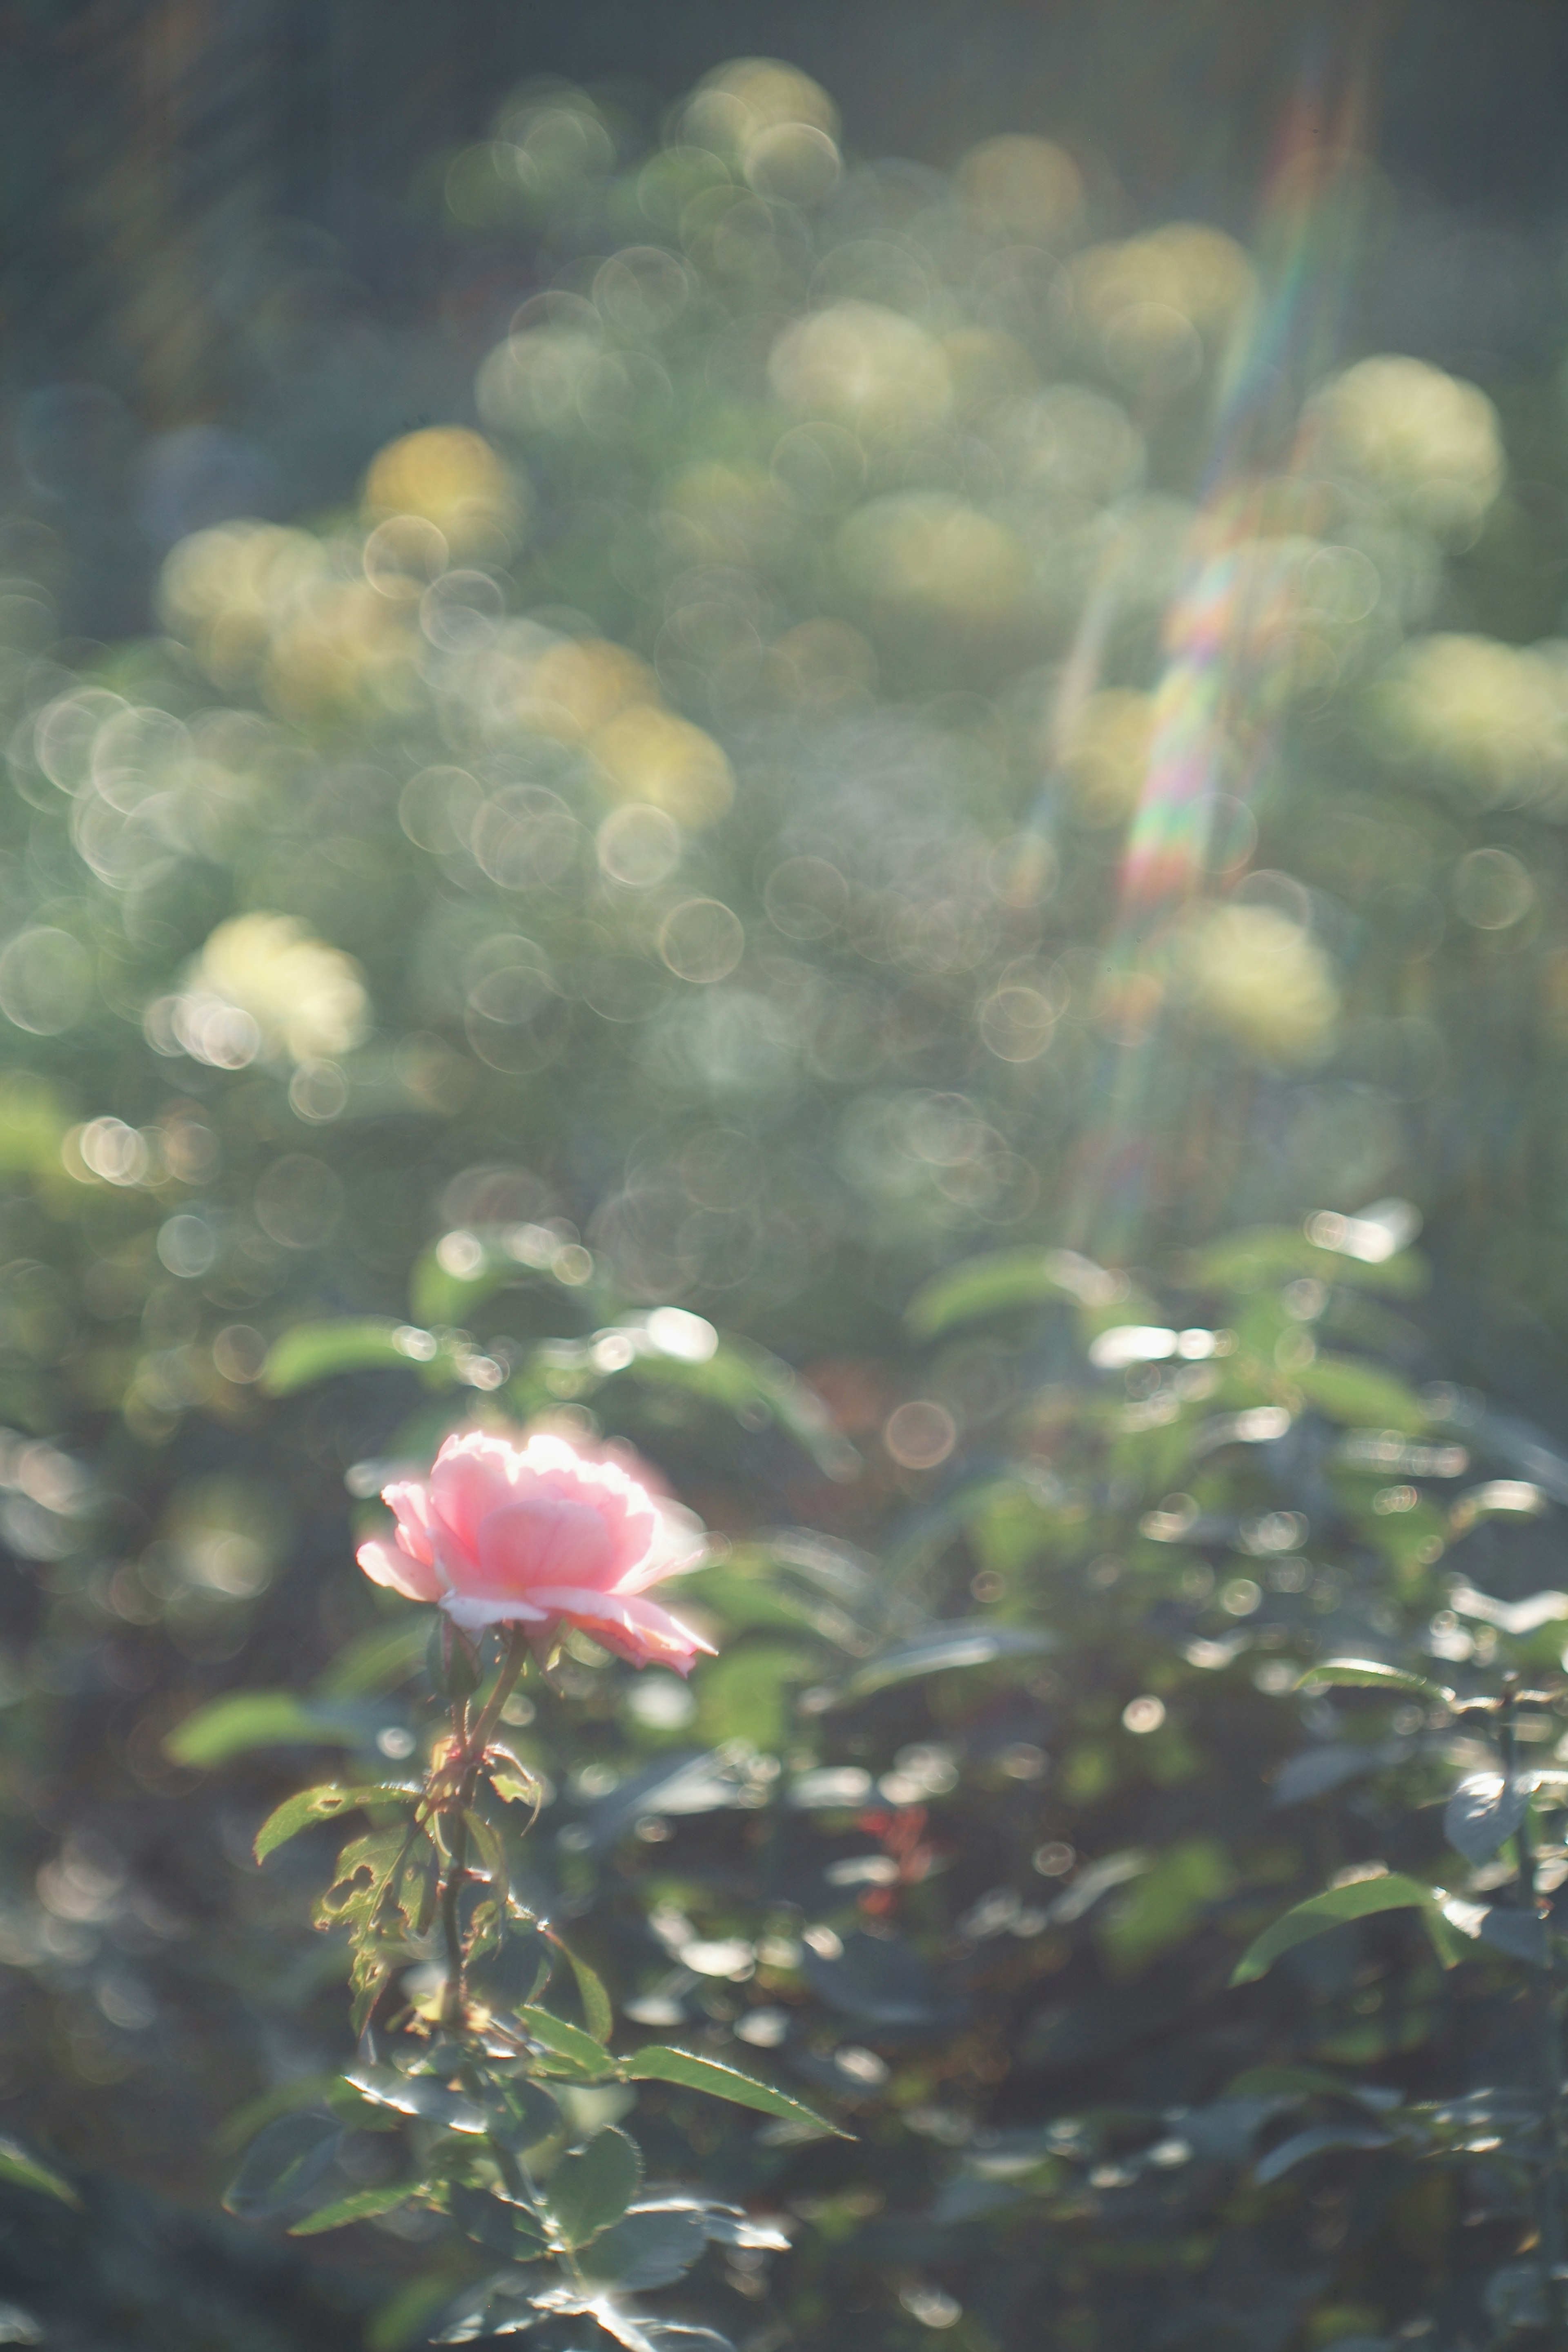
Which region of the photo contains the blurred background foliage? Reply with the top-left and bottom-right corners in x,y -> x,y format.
8,4 -> 1568,2348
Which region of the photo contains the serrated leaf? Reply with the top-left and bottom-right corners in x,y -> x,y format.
519,2006 -> 616,2079
541,2125 -> 641,2248
288,2181 -> 420,2235
831,1620 -> 1054,1703
165,1692 -> 401,1768
1295,1660 -> 1452,1702
549,1934 -> 613,2044
0,2137 -> 78,2207
577,2205 -> 708,2291
625,2046 -> 848,2135
1252,2123 -> 1395,2185
1230,1874 -> 1437,1986
223,2113 -> 343,2218
254,1781 -> 419,1863
1445,1773 -> 1530,1867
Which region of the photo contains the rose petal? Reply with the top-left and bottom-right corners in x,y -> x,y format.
427,1431 -> 521,1568
439,1591 -> 551,1631
613,1502 -> 708,1593
381,1479 -> 438,1569
523,1585 -> 717,1672
357,1536 -> 443,1604
471,1498 -> 617,1600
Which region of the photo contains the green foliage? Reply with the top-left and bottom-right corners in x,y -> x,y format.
624,2046 -> 848,2133
8,36 -> 1568,2352
1231,1873 -> 1441,1985
252,1780 -> 420,1862
164,1692 -> 402,1766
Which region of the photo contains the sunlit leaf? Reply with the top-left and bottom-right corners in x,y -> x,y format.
625,2046 -> 848,2135
548,1933 -> 614,2044
596,2323 -> 736,2352
1295,1660 -> 1452,1703
344,2067 -> 487,2133
1231,1873 -> 1438,1985
254,1781 -> 419,1863
577,2205 -> 708,2291
288,2182 -> 420,2235
518,2006 -> 617,2079
1445,1772 -> 1530,1867
313,1829 -> 409,1936
0,2138 -> 78,2208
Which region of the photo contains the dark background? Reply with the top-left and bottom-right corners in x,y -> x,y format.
9,0 -> 1568,416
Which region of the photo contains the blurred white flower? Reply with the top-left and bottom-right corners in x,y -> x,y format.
1305,355 -> 1504,540
168,914 -> 370,1069
1175,903 -> 1339,1065
1369,632 -> 1568,805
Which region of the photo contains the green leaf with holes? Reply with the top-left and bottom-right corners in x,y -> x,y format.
254,1782 -> 420,1864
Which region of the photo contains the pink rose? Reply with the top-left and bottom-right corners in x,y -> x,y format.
356,1426 -> 714,1674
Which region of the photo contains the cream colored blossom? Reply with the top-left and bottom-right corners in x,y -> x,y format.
1176,903 -> 1339,1065
177,914 -> 370,1067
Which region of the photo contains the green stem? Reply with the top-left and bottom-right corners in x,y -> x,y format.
436,1630 -> 531,2033
1506,1679 -> 1568,2345
439,1799 -> 471,2031
466,1624 -> 532,1766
